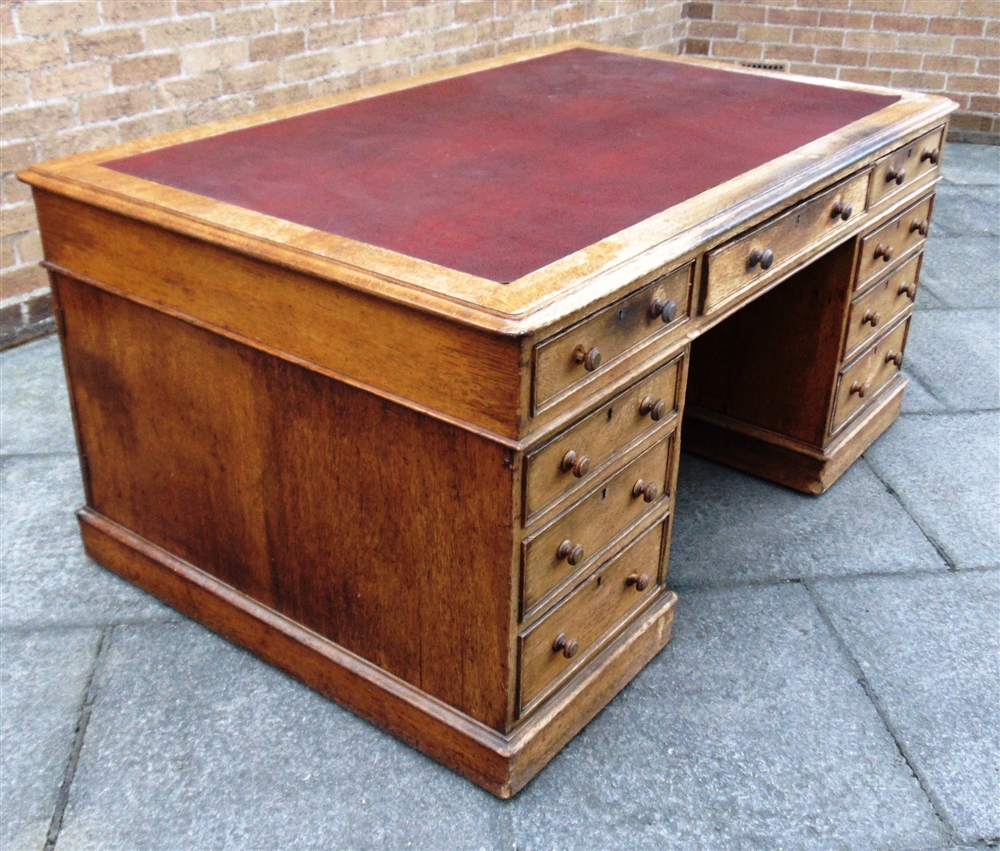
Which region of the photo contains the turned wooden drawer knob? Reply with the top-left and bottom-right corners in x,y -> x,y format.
649,298 -> 678,323
572,344 -> 602,372
552,633 -> 579,659
632,479 -> 659,503
850,380 -> 871,398
898,282 -> 917,300
626,572 -> 651,592
560,450 -> 590,478
831,200 -> 853,221
862,309 -> 881,327
921,148 -> 940,164
874,243 -> 894,262
885,349 -> 904,367
748,247 -> 775,271
910,218 -> 929,236
639,395 -> 668,421
886,166 -> 906,185
556,539 -> 585,566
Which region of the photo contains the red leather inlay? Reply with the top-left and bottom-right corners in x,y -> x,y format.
105,49 -> 897,283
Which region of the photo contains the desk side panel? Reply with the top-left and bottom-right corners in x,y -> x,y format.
34,190 -> 523,440
54,273 -> 515,731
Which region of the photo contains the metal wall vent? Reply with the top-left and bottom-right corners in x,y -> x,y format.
736,59 -> 791,72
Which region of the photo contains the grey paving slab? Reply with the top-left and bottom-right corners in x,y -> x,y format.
911,281 -> 948,311
865,412 -> 1000,569
919,236 -> 1000,309
0,334 -> 76,456
903,309 -> 1000,412
1,628 -> 102,851
940,142 -> 1000,186
930,184 -> 1000,238
668,453 -> 944,587
812,571 -> 1000,844
510,584 -> 948,851
1,454 -> 177,628
900,369 -> 946,414
56,620 -> 512,851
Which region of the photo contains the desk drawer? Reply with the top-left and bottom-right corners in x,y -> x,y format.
704,171 -> 869,314
844,254 -> 921,359
533,263 -> 692,412
870,126 -> 945,207
832,316 -> 910,433
521,433 -> 674,615
524,354 -> 683,520
856,195 -> 932,290
518,519 -> 664,714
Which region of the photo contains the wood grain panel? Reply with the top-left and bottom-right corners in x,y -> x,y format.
55,273 -> 516,731
37,191 -> 524,440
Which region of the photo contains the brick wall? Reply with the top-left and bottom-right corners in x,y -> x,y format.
1,0 -> 998,349
681,0 -> 999,143
0,0 -> 689,347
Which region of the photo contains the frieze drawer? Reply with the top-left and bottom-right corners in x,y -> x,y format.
533,263 -> 692,413
703,170 -> 870,315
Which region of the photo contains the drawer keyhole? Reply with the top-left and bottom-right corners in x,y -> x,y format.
607,407 -> 614,421
618,308 -> 626,321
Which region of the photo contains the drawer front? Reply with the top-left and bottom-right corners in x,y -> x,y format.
518,519 -> 664,714
856,195 -> 933,290
533,263 -> 692,412
870,126 -> 945,207
844,254 -> 921,359
524,354 -> 683,520
832,317 -> 910,433
522,432 -> 674,615
704,171 -> 869,314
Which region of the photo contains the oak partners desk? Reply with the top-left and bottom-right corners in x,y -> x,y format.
20,43 -> 955,798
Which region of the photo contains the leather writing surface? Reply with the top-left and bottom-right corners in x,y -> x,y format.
106,48 -> 897,283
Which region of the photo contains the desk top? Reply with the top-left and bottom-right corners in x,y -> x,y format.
21,43 -> 952,331
104,48 -> 896,284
